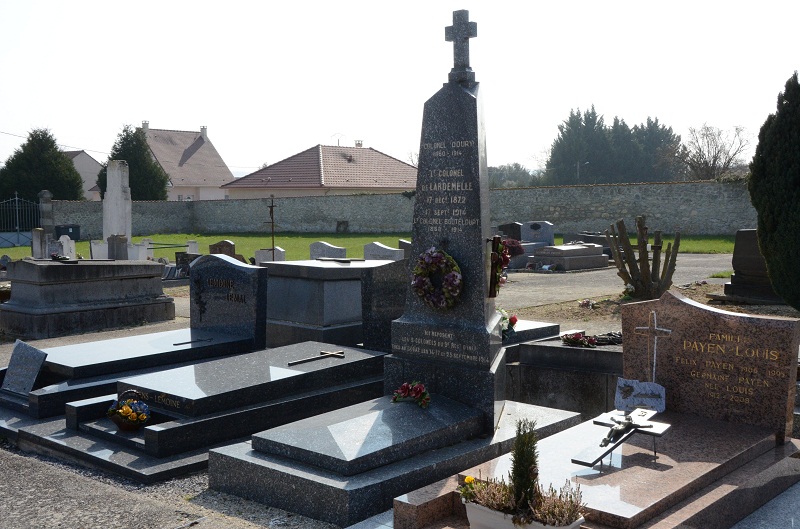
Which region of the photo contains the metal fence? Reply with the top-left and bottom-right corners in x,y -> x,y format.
0,193 -> 40,247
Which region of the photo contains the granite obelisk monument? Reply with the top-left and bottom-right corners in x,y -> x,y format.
389,9 -> 504,430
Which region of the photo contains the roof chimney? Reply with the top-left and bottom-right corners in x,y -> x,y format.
200,126 -> 207,140
355,140 -> 363,148
142,121 -> 149,133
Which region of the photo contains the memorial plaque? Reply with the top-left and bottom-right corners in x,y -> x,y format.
621,290 -> 800,442
1,340 -> 47,396
190,254 -> 268,349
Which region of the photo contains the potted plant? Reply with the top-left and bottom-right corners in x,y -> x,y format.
459,419 -> 585,528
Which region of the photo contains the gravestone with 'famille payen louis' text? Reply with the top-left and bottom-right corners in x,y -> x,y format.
389,9 -> 503,431
621,290 -> 800,443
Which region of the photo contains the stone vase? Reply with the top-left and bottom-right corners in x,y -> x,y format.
464,501 -> 585,529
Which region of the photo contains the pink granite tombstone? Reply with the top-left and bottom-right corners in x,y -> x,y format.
621,291 -> 800,443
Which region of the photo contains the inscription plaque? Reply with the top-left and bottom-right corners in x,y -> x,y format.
1,340 -> 48,396
621,291 -> 800,442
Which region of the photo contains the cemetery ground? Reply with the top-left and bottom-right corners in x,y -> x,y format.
2,252 -> 798,528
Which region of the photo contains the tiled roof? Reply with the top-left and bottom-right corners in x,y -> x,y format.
62,150 -> 81,160
222,145 -> 416,189
144,128 -> 235,188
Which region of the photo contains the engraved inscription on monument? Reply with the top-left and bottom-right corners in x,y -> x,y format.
621,291 -> 800,441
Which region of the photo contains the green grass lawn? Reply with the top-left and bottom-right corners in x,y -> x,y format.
1,232 -> 735,261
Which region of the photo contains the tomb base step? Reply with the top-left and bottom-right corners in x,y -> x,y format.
73,376 -> 384,458
208,401 -> 580,528
14,415 -> 215,483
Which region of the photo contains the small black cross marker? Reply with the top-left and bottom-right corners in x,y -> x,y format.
287,350 -> 345,366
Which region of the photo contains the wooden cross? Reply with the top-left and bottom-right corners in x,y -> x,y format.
287,350 -> 345,367
445,10 -> 477,84
634,310 -> 672,383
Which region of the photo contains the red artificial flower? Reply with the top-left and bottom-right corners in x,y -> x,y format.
509,315 -> 518,327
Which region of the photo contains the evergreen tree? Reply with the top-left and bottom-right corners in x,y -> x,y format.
544,106 -> 610,185
545,108 -> 685,185
748,72 -> 800,310
0,129 -> 84,201
632,118 -> 685,182
97,125 -> 169,200
607,117 -> 643,183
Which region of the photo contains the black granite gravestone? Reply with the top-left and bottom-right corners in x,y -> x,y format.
361,259 -> 408,352
389,8 -> 503,430
498,222 -> 523,242
0,340 -> 47,396
723,229 -> 782,302
190,254 -> 268,350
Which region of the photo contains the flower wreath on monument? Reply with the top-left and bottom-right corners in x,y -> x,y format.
411,246 -> 463,309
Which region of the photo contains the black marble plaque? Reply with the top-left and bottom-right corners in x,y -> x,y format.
1,340 -> 47,396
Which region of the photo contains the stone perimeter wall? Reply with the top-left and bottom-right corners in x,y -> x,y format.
50,180 -> 755,239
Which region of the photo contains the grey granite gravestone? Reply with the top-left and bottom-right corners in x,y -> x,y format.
497,222 -> 522,241
532,243 -> 608,271
388,9 -> 504,431
190,254 -> 268,350
398,239 -> 412,259
363,242 -> 405,261
254,247 -> 286,265
107,234 -> 128,260
723,229 -> 782,302
0,340 -> 47,396
309,241 -> 346,260
31,228 -> 47,259
361,259 -> 408,352
520,220 -> 555,245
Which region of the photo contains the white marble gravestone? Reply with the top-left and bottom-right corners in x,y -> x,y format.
103,160 -> 132,241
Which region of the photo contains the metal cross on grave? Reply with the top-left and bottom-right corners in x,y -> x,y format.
287,350 -> 345,367
634,310 -> 672,383
445,10 -> 477,85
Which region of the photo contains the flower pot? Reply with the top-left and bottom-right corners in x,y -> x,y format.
464,501 -> 584,529
109,413 -> 144,432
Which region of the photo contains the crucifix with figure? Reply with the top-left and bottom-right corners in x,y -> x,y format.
445,10 -> 477,85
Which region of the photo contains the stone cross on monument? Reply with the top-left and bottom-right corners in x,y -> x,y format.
634,310 -> 672,383
445,9 -> 477,85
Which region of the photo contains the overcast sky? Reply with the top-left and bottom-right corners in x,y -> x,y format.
1,1 -> 798,177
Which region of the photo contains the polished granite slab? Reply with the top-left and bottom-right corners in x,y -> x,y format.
252,394 -> 484,475
42,328 -> 252,378
463,411 -> 778,528
209,401 -> 581,527
75,376 -> 383,458
119,341 -> 385,416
